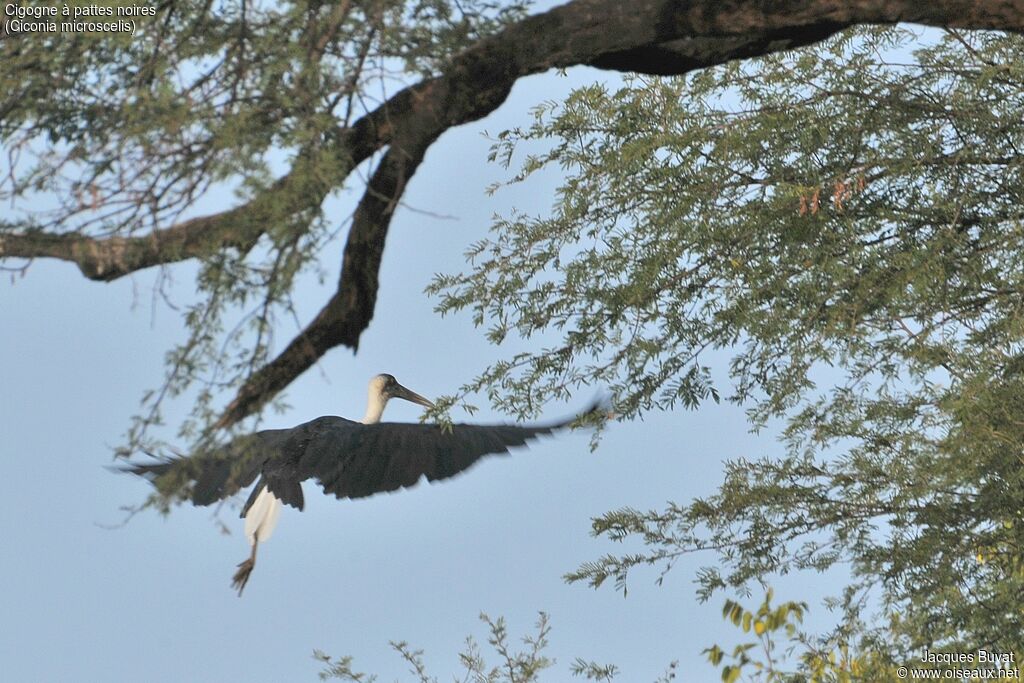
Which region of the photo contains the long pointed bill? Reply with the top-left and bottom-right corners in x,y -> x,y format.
392,383 -> 435,409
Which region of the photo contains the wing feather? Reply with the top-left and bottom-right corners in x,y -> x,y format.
122,432 -> 279,506
306,416 -> 578,500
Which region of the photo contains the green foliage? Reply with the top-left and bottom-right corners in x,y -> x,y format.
704,592 -> 898,682
310,593 -> 898,683
431,26 -> 1024,656
569,659 -> 619,682
315,613 -> 553,683
313,611 -> 683,682
313,651 -> 378,683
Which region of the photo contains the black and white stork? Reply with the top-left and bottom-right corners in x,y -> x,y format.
124,374 -> 596,595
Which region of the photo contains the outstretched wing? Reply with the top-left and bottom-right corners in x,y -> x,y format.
122,429 -> 292,507
124,404 -> 600,508
274,413 -> 588,500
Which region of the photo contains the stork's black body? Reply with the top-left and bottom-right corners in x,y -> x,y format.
124,374 -> 597,595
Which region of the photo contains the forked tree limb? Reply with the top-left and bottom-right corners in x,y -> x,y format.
216,102 -> 451,427
0,207 -> 270,283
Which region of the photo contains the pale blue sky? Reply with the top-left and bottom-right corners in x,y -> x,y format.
1,63 -> 845,681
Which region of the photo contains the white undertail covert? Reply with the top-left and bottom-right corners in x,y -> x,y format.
244,486 -> 282,545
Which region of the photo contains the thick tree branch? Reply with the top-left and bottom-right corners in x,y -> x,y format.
217,123 -> 443,426
0,151 -> 341,281
219,62 -> 519,426
1,204 -> 269,282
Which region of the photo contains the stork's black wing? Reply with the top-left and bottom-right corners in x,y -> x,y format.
273,412 -> 588,500
122,429 -> 293,507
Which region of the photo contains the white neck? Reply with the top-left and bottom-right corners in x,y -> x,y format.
361,391 -> 387,424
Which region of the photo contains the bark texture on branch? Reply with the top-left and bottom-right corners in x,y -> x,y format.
5,0 -> 1024,428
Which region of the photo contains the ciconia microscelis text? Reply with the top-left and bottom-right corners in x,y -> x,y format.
124,374 -> 597,595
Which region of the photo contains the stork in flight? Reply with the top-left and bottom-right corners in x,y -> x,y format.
124,374 -> 597,595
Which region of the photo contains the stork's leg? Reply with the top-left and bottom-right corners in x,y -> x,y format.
231,532 -> 259,596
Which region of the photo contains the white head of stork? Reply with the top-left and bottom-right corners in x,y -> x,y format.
360,373 -> 434,424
